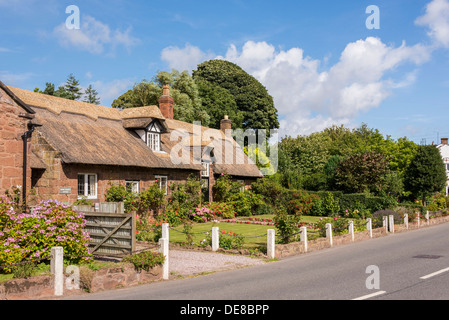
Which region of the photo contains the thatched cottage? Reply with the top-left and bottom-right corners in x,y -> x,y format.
0,80 -> 263,207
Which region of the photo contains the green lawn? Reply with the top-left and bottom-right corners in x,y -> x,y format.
157,215 -> 328,249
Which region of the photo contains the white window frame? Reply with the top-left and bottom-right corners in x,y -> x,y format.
201,161 -> 210,178
147,121 -> 162,152
77,173 -> 97,199
126,180 -> 140,194
147,132 -> 161,152
155,175 -> 168,195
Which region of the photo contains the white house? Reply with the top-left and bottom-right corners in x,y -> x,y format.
437,138 -> 449,196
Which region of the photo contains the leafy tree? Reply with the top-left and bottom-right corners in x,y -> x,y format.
193,59 -> 279,133
334,151 -> 389,194
403,145 -> 447,205
83,84 -> 101,105
196,79 -> 244,129
112,70 -> 211,126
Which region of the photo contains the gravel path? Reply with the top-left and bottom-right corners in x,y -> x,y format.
167,250 -> 267,277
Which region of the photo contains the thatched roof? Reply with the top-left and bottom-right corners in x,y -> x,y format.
6,86 -> 262,177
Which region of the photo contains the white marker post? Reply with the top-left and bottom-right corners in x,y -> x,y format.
366,218 -> 373,238
51,247 -> 64,296
326,223 -> 333,247
267,229 -> 275,259
212,227 -> 219,252
300,227 -> 308,253
349,221 -> 354,242
159,238 -> 169,280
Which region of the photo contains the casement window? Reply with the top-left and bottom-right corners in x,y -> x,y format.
78,174 -> 97,199
155,175 -> 168,195
147,121 -> 162,152
201,161 -> 210,178
126,180 -> 140,194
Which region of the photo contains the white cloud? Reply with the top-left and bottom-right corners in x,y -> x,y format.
416,0 -> 449,48
161,43 -> 214,72
53,15 -> 140,55
91,78 -> 136,106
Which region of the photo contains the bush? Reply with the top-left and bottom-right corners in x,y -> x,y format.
213,175 -> 242,202
286,190 -> 318,216
372,209 -> 402,228
0,198 -> 92,273
200,230 -> 244,250
122,250 -> 165,272
273,207 -> 301,244
230,191 -> 265,217
314,216 -> 349,237
310,192 -> 340,217
251,177 -> 290,208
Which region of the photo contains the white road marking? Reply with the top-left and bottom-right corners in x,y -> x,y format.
352,291 -> 387,300
420,267 -> 449,280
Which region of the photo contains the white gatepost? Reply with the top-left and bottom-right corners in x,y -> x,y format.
300,227 -> 308,253
404,214 -> 409,229
383,216 -> 388,232
389,215 -> 395,233
349,221 -> 354,242
426,211 -> 430,225
366,218 -> 373,238
162,223 -> 169,242
51,247 -> 64,296
267,229 -> 275,259
326,223 -> 333,247
212,227 -> 219,252
159,238 -> 169,280
417,212 -> 420,228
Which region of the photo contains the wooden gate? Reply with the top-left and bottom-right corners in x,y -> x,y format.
82,212 -> 136,257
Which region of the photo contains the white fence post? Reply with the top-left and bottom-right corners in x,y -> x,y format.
383,216 -> 388,232
404,214 -> 409,229
212,227 -> 219,252
426,211 -> 430,225
367,218 -> 373,238
417,212 -> 420,228
159,238 -> 169,280
51,247 -> 64,296
349,221 -> 354,242
389,215 -> 395,233
162,223 -> 169,242
300,227 -> 308,253
326,223 -> 333,247
267,229 -> 275,259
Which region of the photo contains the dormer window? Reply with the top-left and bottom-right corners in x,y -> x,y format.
147,121 -> 162,152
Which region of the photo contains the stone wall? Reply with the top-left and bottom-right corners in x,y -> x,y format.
0,87 -> 32,195
273,217 -> 449,259
0,263 -> 162,299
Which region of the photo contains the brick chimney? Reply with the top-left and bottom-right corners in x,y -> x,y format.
442,138 -> 448,145
158,85 -> 174,119
220,115 -> 232,136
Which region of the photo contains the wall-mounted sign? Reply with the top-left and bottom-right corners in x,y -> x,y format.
59,188 -> 72,194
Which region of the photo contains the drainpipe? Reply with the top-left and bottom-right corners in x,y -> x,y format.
21,121 -> 41,210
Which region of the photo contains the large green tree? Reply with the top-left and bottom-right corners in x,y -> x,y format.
403,145 -> 447,205
112,70 -> 210,126
192,59 -> 279,133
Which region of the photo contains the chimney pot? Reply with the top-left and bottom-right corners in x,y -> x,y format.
220,115 -> 232,136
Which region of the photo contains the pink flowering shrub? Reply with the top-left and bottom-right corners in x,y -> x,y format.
0,197 -> 92,273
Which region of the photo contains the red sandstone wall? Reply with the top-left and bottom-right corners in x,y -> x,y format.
0,87 -> 31,196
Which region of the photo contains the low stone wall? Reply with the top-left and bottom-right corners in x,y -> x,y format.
0,263 -> 162,299
274,215 -> 449,259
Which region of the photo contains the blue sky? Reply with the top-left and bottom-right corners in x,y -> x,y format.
1,0 -> 449,144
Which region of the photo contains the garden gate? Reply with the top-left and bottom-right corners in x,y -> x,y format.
81,211 -> 136,257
